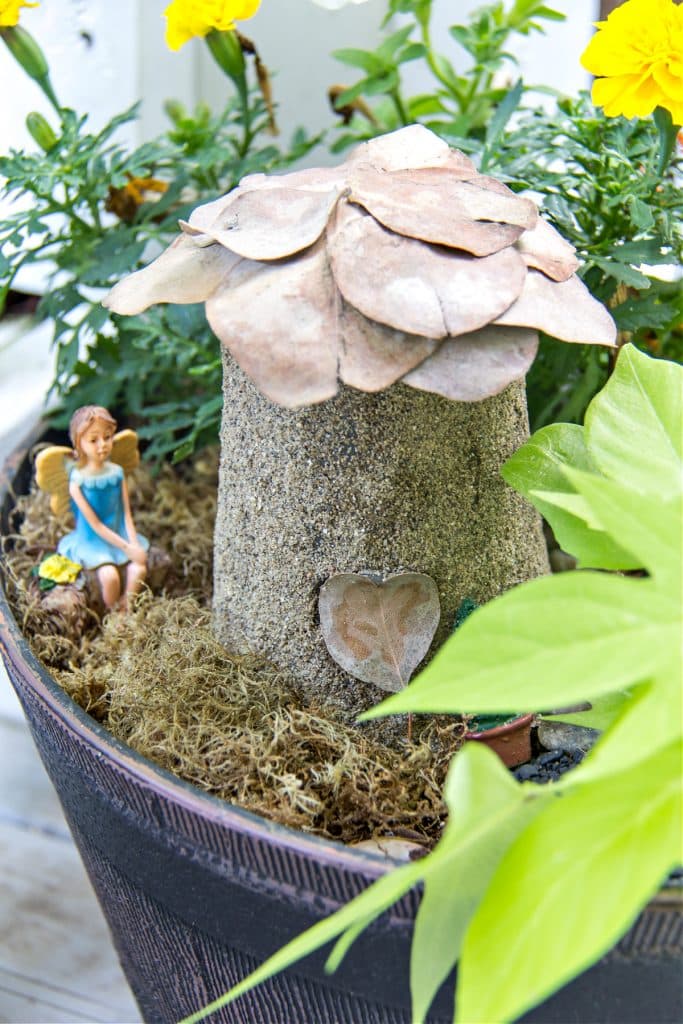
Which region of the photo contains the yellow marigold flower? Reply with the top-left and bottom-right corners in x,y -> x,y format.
38,553 -> 82,585
164,0 -> 261,51
0,0 -> 39,28
581,0 -> 683,124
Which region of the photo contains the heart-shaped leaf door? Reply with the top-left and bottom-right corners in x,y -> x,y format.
319,572 -> 441,692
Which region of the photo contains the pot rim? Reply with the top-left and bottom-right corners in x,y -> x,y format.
465,711 -> 535,741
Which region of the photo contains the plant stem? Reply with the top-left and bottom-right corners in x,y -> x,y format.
653,107 -> 679,179
390,89 -> 409,127
419,13 -> 465,107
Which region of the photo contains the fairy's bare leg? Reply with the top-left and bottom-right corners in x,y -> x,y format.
97,564 -> 121,610
121,559 -> 147,611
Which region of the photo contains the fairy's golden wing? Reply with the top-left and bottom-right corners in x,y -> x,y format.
111,429 -> 140,475
34,446 -> 74,517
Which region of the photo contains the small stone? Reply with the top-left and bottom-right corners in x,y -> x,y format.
514,763 -> 539,782
538,720 -> 600,753
537,749 -> 563,766
351,838 -> 427,862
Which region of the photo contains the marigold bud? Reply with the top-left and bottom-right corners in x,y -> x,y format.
26,110 -> 56,151
205,28 -> 246,91
1,24 -> 59,109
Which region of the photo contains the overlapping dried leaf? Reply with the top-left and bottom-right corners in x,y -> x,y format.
104,125 -> 616,409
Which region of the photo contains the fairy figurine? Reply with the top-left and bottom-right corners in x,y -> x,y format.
35,405 -> 148,611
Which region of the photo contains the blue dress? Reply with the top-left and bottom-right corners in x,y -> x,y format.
58,463 -> 149,569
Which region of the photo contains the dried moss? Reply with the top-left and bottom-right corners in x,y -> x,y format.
3,449 -> 464,845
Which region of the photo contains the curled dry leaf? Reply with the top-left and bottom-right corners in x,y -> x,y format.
103,124 -> 617,408
345,123 -> 454,172
348,164 -> 534,257
194,186 -> 346,261
103,235 -> 239,316
495,270 -> 617,345
206,240 -> 339,407
339,302 -> 438,392
328,203 -> 528,339
403,326 -> 539,402
515,217 -> 580,282
318,572 -> 441,693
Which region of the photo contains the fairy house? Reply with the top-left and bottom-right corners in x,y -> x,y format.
105,125 -> 615,718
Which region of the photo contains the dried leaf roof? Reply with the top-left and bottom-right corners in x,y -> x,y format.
104,125 -> 616,409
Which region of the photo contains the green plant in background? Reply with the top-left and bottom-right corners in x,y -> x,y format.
328,0 -> 564,151
185,344 -> 681,1023
328,0 -> 682,430
0,0 -> 314,462
486,94 -> 683,429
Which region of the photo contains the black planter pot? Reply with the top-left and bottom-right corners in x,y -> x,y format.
1,427 -> 682,1024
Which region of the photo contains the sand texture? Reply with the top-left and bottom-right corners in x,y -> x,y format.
214,351 -> 549,721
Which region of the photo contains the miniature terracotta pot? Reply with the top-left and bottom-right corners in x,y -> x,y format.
1,428 -> 681,1024
465,713 -> 535,768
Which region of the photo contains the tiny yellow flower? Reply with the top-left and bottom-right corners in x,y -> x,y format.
580,0 -> 683,124
39,553 -> 82,585
0,0 -> 39,28
164,0 -> 261,51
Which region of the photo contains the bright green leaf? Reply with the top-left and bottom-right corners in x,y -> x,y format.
376,24 -> 415,63
561,469 -> 682,594
613,239 -> 674,265
502,422 -> 640,569
397,42 -> 428,64
361,573 -> 677,720
612,293 -> 678,332
411,744 -> 549,1022
332,48 -> 384,74
590,256 -> 652,290
481,79 -> 523,170
627,196 -> 655,231
456,741 -> 682,1023
533,5 -> 566,20
585,344 -> 682,497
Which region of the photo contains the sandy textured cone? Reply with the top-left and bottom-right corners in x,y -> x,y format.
214,352 -> 549,720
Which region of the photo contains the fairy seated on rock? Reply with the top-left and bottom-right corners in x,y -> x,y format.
36,405 -> 148,611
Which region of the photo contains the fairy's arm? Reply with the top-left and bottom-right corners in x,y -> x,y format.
120,478 -> 147,564
121,476 -> 138,543
69,480 -> 144,563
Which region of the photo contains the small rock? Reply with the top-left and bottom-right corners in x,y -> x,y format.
513,747 -> 584,785
514,763 -> 538,782
352,837 -> 427,862
538,720 -> 600,753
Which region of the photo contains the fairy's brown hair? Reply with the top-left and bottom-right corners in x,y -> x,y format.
69,405 -> 117,463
